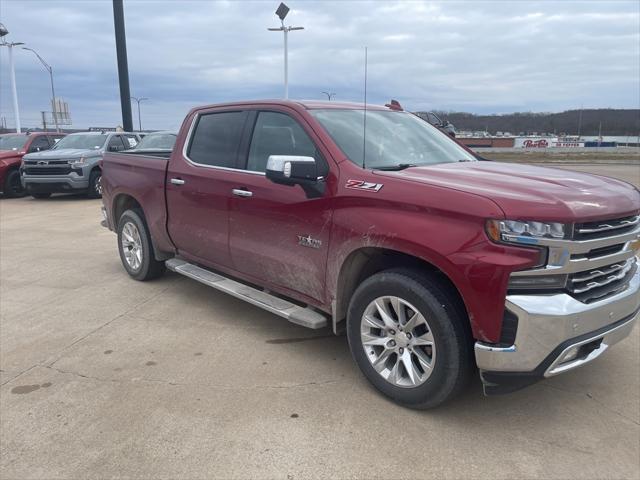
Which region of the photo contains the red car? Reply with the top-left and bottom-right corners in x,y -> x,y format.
0,132 -> 65,197
101,100 -> 640,408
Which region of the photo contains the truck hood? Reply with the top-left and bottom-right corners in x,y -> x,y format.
0,150 -> 23,160
375,161 -> 640,222
23,148 -> 102,160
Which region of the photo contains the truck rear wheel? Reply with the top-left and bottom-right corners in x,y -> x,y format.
3,170 -> 25,198
117,209 -> 165,281
346,269 -> 473,409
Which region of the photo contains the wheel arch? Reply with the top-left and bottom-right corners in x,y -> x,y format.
112,193 -> 172,261
332,247 -> 470,335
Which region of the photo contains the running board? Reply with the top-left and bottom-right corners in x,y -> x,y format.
165,258 -> 328,329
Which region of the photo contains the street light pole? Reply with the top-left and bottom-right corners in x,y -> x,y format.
0,24 -> 24,133
268,3 -> 303,99
130,96 -> 148,131
22,47 -> 59,132
321,91 -> 336,100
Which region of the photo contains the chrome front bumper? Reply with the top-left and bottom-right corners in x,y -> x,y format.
475,268 -> 639,379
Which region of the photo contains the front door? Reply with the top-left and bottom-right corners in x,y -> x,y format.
227,109 -> 334,303
166,109 -> 249,268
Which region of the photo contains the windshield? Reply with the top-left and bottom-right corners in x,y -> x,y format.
54,134 -> 107,150
135,133 -> 176,150
0,135 -> 28,151
310,109 -> 475,168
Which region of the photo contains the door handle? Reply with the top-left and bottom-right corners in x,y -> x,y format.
232,188 -> 253,198
170,178 -> 185,185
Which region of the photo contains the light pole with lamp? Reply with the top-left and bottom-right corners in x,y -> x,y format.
0,23 -> 24,133
321,91 -> 336,100
130,96 -> 148,132
268,3 -> 304,99
22,47 -> 60,132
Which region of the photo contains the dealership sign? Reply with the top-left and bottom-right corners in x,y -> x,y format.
515,137 -> 585,148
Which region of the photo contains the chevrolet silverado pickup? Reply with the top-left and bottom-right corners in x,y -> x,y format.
0,132 -> 65,197
101,100 -> 640,408
22,131 -> 140,198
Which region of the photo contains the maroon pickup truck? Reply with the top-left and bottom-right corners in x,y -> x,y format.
102,100 -> 640,408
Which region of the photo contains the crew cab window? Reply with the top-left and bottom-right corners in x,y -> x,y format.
48,135 -> 65,146
123,134 -> 139,148
247,111 -> 319,173
28,136 -> 51,153
108,136 -> 127,151
187,111 -> 246,168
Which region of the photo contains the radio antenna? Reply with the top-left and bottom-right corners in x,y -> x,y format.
362,46 -> 368,170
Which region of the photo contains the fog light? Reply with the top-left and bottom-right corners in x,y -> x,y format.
561,346 -> 580,363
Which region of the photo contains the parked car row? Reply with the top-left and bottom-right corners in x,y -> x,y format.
0,132 -> 65,197
0,131 -> 176,199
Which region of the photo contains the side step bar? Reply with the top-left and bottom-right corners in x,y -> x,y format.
166,258 -> 329,329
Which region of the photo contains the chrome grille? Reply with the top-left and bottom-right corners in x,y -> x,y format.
23,159 -> 71,166
569,259 -> 637,304
574,215 -> 640,240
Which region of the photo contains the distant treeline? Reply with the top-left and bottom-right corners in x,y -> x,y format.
423,109 -> 640,136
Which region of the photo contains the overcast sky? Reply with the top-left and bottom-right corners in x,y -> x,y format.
1,0 -> 639,130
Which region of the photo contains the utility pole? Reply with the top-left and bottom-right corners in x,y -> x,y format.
23,47 -> 59,132
268,3 -> 304,99
577,105 -> 583,138
0,23 -> 24,133
112,0 -> 133,132
41,111 -> 47,131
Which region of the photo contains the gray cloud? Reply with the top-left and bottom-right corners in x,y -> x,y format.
1,0 -> 638,129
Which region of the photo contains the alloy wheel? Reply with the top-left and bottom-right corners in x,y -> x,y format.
95,175 -> 103,195
121,221 -> 143,270
360,296 -> 436,388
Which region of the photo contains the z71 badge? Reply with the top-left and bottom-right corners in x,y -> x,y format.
345,179 -> 383,192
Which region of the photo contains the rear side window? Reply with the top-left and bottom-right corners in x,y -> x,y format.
247,111 -> 319,173
188,111 -> 247,168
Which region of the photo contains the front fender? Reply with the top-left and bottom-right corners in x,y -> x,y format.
326,205 -> 540,343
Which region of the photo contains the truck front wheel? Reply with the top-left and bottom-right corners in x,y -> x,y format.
3,170 -> 25,198
87,170 -> 102,199
117,209 -> 166,281
346,269 -> 473,409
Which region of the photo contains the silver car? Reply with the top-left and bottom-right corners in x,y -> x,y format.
21,131 -> 140,199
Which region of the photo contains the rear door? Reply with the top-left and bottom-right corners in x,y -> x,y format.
166,109 -> 249,268
227,109 -> 333,303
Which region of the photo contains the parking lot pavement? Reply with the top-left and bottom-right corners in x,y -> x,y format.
1,164 -> 639,479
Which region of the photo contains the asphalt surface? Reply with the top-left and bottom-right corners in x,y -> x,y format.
1,164 -> 639,479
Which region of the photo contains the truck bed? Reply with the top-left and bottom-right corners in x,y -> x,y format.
102,151 -> 173,254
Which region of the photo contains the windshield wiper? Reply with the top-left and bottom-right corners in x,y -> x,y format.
372,163 -> 418,171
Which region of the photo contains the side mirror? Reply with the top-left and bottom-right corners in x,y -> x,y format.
266,155 -> 325,198
28,146 -> 41,153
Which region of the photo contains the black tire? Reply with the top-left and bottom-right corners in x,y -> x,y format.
3,169 -> 25,198
117,209 -> 166,281
346,268 -> 473,409
87,169 -> 102,199
31,192 -> 51,199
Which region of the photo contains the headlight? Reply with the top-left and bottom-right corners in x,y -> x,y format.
68,157 -> 85,167
486,219 -> 567,244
